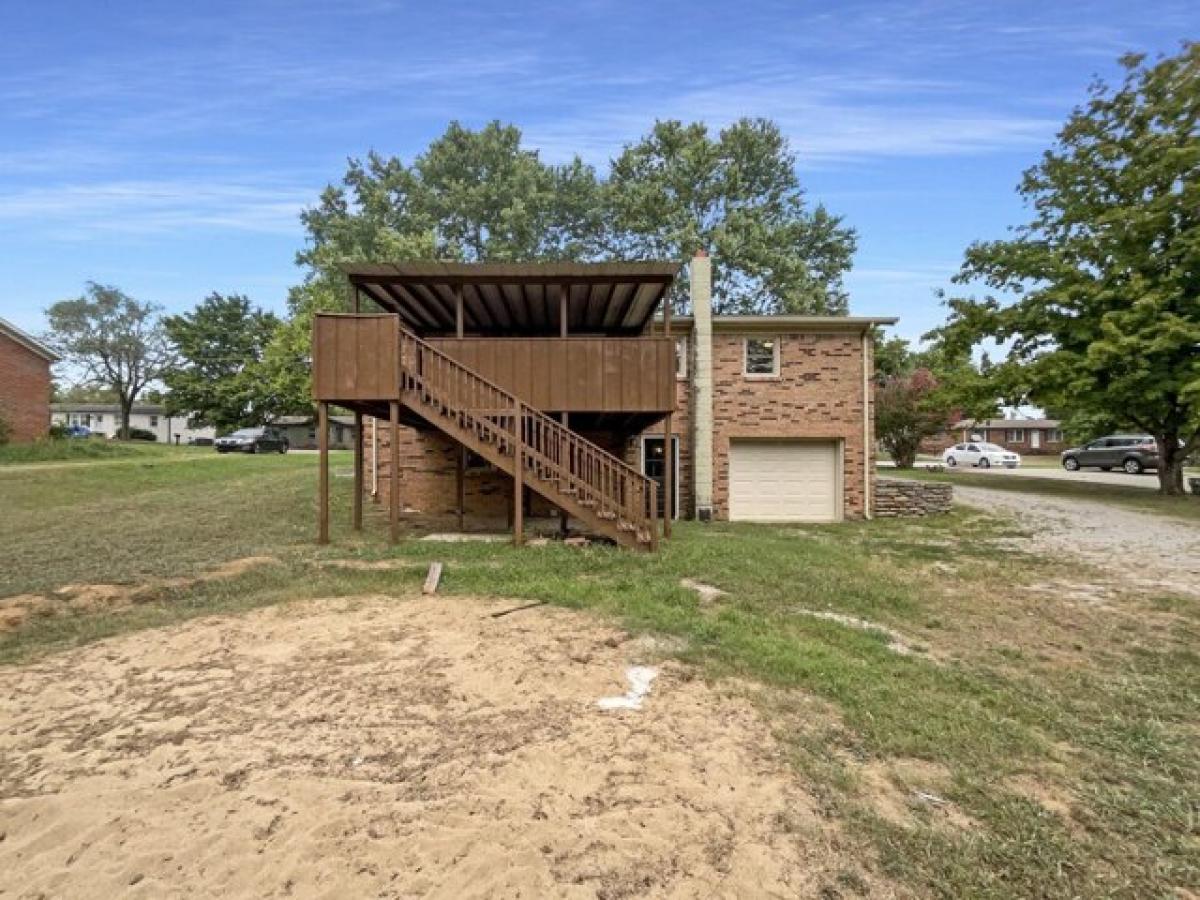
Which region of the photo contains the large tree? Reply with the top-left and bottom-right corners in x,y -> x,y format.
934,45 -> 1200,493
163,293 -> 281,431
606,119 -> 856,314
46,284 -> 174,440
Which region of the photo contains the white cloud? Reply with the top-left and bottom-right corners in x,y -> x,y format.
0,180 -> 313,238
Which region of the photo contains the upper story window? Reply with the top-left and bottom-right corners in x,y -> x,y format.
149,415 -> 159,427
1006,428 -> 1025,442
743,338 -> 779,377
675,337 -> 687,379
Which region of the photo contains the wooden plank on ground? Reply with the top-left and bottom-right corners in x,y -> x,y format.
422,562 -> 444,595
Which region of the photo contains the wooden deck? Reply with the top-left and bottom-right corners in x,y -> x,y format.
313,314 -> 675,414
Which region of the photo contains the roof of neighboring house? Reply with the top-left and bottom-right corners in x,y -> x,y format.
0,317 -> 61,362
668,314 -> 898,332
273,414 -> 357,427
52,402 -> 167,414
954,418 -> 1061,430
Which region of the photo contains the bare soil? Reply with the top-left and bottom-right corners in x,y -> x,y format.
0,594 -> 889,899
953,484 -> 1200,598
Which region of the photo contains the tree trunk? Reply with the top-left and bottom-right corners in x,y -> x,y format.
119,399 -> 133,441
1155,433 -> 1185,495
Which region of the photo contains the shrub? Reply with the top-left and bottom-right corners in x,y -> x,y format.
124,427 -> 158,442
0,411 -> 10,446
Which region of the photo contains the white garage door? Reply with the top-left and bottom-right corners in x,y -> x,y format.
728,440 -> 840,522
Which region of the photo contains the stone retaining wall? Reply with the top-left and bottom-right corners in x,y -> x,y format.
873,478 -> 953,518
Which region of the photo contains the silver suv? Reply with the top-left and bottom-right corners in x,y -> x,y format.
1061,435 -> 1158,474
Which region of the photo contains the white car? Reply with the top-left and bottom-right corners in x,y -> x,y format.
942,442 -> 1021,469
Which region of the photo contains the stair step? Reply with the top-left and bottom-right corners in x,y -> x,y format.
597,510 -> 617,521
617,521 -> 637,532
578,499 -> 597,508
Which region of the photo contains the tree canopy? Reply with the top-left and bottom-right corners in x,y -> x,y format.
932,44 -> 1200,493
606,119 -> 856,314
45,284 -> 174,440
163,293 -> 281,431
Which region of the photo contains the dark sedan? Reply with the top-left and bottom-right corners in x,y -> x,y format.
215,427 -> 289,454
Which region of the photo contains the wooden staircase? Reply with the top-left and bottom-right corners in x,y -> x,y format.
396,325 -> 660,550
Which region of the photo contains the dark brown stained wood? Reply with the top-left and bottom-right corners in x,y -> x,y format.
389,400 -> 400,544
380,283 -> 434,330
312,314 -> 400,401
512,398 -> 524,546
409,282 -> 454,330
353,410 -> 363,531
459,282 -> 494,330
585,284 -> 606,330
419,337 -> 674,414
317,401 -> 329,544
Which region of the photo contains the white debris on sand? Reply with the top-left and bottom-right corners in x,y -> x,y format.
597,665 -> 659,710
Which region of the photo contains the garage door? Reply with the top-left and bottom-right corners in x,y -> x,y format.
728,440 -> 840,522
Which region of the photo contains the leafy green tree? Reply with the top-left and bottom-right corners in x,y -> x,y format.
45,284 -> 174,440
606,119 -> 856,314
933,45 -> 1200,493
163,294 -> 281,431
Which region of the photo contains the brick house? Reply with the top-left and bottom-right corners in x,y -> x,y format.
951,418 -> 1066,456
310,255 -> 894,548
0,318 -> 59,443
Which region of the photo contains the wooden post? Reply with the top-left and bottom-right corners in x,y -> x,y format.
352,410 -> 363,531
512,400 -> 524,546
351,281 -> 360,314
559,412 -> 570,537
389,400 -> 400,544
456,445 -> 466,530
663,414 -> 673,538
317,401 -> 329,544
559,283 -> 568,338
663,288 -> 673,538
455,285 -> 464,338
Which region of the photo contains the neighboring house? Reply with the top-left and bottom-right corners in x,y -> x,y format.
50,403 -> 217,444
0,318 -> 59,443
309,255 -> 894,550
951,418 -> 1066,455
273,414 -> 357,450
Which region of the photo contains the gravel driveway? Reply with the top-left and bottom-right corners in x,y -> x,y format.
953,484 -> 1200,598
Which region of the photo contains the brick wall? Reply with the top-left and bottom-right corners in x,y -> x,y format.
706,331 -> 872,520
0,332 -> 53,443
364,327 -> 874,526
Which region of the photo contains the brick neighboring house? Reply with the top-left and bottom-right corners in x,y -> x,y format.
322,255 -> 893,540
0,318 -> 59,443
951,418 -> 1066,456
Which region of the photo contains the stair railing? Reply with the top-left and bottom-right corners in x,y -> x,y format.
397,325 -> 658,545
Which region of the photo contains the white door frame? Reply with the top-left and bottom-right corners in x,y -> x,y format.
1031,430 -> 1042,449
639,434 -> 680,520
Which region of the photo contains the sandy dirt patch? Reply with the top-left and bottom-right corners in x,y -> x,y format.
0,594 -> 884,899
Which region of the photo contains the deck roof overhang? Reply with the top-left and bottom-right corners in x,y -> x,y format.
341,261 -> 682,337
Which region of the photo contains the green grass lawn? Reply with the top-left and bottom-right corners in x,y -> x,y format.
1,452 -> 1197,897
0,438 -> 209,466
891,464 -> 1200,522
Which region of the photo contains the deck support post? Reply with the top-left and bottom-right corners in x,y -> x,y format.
456,445 -> 466,530
455,285 -> 464,339
663,283 -> 673,538
352,410 -> 363,531
513,400 -> 524,546
389,400 -> 400,544
559,412 -> 570,537
317,401 -> 329,544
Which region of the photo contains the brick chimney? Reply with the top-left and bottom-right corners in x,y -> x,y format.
690,251 -> 714,520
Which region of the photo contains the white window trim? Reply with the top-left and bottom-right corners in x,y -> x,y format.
743,337 -> 780,379
1006,428 -> 1025,442
675,336 -> 688,380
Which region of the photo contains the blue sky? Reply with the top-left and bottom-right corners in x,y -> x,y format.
1,0 -> 1194,343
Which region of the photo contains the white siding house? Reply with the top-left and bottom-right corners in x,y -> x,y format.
51,403 -> 216,444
